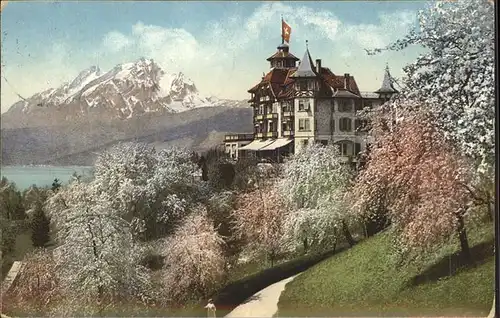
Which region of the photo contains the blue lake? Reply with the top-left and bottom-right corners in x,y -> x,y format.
0,166 -> 93,190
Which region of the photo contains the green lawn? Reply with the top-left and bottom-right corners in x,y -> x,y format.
277,222 -> 495,317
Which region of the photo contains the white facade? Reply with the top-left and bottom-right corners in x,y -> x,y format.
294,97 -> 315,153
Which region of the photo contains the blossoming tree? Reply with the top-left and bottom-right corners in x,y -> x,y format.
231,184 -> 287,266
278,143 -> 356,252
368,0 -> 495,173
92,143 -> 199,240
161,206 -> 226,302
352,110 -> 484,262
46,179 -> 153,315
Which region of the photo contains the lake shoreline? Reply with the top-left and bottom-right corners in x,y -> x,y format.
1,166 -> 93,190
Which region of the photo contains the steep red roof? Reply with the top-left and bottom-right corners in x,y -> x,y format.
248,65 -> 360,97
248,68 -> 290,94
319,67 -> 360,95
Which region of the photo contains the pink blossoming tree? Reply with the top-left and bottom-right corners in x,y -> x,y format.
352,109 -> 486,262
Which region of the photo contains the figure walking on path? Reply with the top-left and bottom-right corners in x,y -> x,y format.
205,298 -> 216,317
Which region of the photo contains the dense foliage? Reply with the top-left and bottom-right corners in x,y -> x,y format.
368,0 -> 495,173
278,144 -> 356,252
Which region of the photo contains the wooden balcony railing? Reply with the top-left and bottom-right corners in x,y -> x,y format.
224,133 -> 255,142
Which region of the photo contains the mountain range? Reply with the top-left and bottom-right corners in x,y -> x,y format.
1,58 -> 253,165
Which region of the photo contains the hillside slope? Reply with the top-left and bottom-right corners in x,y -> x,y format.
277,223 -> 495,317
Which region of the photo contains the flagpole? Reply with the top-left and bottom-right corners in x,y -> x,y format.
281,14 -> 284,44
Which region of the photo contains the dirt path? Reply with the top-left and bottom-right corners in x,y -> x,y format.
224,274 -> 300,318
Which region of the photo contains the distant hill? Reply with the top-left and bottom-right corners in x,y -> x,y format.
1,106 -> 253,166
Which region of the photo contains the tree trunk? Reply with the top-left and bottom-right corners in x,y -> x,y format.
97,285 -> 104,317
303,238 -> 309,254
488,202 -> 494,222
269,251 -> 275,267
342,220 -> 355,247
456,213 -> 472,263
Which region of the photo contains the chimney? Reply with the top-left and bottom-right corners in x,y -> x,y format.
316,59 -> 321,73
344,73 -> 350,90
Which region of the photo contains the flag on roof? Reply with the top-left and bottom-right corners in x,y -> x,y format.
282,19 -> 291,43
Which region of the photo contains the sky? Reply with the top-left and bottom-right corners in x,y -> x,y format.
0,1 -> 429,113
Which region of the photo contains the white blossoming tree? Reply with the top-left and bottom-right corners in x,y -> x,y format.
92,143 -> 199,240
45,179 -> 154,316
368,0 -> 495,173
278,143 -> 356,253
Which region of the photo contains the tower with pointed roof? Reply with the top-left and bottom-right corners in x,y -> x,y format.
375,64 -> 398,101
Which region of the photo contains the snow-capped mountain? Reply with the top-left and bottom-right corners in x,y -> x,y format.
6,58 -> 241,121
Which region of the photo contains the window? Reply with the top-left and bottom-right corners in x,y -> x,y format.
276,61 -> 283,68
299,118 -> 311,131
307,80 -> 315,90
299,81 -> 307,91
298,99 -> 310,111
302,139 -> 309,146
282,102 -> 288,112
354,143 -> 361,156
336,141 -> 353,156
259,105 -> 264,115
331,100 -> 335,111
338,100 -> 353,112
355,100 -> 363,112
339,118 -> 352,132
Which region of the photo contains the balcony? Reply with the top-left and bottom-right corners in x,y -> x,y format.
283,130 -> 295,137
265,113 -> 278,119
283,111 -> 294,117
254,113 -> 278,121
255,131 -> 278,139
224,133 -> 255,142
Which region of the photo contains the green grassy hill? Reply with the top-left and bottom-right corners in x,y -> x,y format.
277,222 -> 495,317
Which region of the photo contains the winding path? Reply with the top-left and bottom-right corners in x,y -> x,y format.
224,274 -> 300,318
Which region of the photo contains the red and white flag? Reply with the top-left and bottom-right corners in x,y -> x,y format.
282,19 -> 291,43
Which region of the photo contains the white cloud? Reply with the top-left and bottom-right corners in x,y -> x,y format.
102,31 -> 133,53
